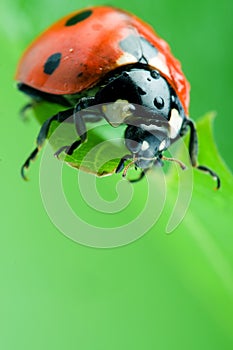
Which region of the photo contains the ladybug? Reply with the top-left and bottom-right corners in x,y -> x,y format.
16,6 -> 220,188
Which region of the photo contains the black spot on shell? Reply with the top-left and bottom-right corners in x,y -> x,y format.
77,72 -> 83,78
43,53 -> 62,75
65,10 -> 92,26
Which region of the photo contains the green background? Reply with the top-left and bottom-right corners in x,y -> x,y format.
1,0 -> 233,349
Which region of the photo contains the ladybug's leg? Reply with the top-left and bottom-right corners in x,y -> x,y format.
128,170 -> 147,183
186,119 -> 221,189
20,102 -> 35,121
21,97 -> 98,179
54,97 -> 97,157
115,154 -> 147,183
115,154 -> 133,173
21,107 -> 74,179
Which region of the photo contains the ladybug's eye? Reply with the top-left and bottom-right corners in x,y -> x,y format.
154,96 -> 164,109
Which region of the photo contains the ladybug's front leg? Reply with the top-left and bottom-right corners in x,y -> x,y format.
115,154 -> 147,182
21,97 -> 96,179
115,154 -> 133,173
185,119 -> 221,189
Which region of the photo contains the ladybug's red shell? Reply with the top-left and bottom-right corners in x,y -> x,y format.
16,6 -> 190,115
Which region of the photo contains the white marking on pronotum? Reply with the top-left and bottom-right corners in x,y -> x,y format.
159,139 -> 167,151
141,140 -> 150,151
140,123 -> 167,133
169,108 -> 183,139
117,52 -> 138,65
149,53 -> 170,77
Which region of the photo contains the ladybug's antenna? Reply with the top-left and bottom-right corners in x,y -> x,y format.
161,155 -> 187,170
122,155 -> 187,179
122,159 -> 137,177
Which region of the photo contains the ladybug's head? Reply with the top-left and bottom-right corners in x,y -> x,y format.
125,125 -> 170,169
121,67 -> 186,169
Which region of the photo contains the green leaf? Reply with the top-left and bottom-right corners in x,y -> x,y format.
195,112 -> 233,189
162,111 -> 233,232
167,112 -> 233,189
33,101 -> 130,176
63,126 -> 128,176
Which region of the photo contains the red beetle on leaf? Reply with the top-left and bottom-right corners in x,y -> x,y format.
16,6 -> 220,188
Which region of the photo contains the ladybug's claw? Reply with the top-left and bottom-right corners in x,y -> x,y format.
196,165 -> 221,190
128,170 -> 147,183
54,146 -> 70,158
21,147 -> 39,180
54,140 -> 82,158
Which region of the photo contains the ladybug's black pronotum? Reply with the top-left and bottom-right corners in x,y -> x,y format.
16,6 -> 220,188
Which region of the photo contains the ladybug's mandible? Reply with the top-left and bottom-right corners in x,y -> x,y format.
16,6 -> 220,188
